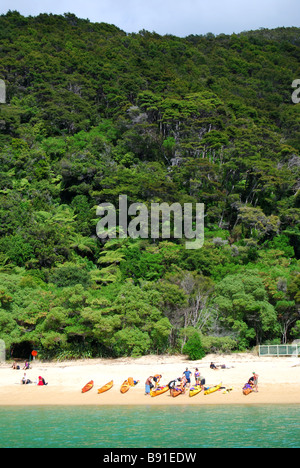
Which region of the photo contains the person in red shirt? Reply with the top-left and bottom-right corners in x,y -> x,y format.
37,376 -> 48,386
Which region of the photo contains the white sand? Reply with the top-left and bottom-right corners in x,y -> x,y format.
1,353 -> 300,406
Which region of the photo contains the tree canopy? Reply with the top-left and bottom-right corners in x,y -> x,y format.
0,12 -> 299,358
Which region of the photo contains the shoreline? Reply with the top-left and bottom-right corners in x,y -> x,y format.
1,353 -> 300,407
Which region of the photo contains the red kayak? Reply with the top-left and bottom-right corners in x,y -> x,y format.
82,380 -> 94,393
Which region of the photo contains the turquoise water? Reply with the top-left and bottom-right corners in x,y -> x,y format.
0,405 -> 299,448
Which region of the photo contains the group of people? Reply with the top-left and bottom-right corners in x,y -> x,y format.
145,367 -> 206,395
21,374 -> 48,386
145,367 -> 259,396
11,361 -> 48,386
12,360 -> 30,371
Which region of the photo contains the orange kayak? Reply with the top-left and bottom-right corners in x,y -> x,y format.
170,387 -> 185,397
120,380 -> 130,394
98,380 -> 113,394
82,380 -> 94,393
243,384 -> 253,395
129,377 -> 140,387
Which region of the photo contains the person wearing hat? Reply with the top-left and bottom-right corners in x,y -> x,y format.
248,372 -> 259,392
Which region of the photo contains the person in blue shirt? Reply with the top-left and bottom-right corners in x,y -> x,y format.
182,368 -> 192,388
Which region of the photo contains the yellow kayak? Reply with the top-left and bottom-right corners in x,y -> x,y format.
204,383 -> 222,395
150,386 -> 169,397
189,385 -> 202,397
120,380 -> 130,393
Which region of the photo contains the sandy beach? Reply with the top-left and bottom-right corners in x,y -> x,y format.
1,353 -> 299,406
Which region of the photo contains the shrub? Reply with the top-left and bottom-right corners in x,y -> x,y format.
183,332 -> 206,360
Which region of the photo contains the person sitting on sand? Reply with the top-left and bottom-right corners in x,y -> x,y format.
210,362 -> 218,370
23,361 -> 30,370
220,363 -> 235,369
37,376 -> 48,386
21,373 -> 32,385
12,361 -> 20,370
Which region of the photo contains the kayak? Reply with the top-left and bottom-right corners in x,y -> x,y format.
120,380 -> 130,394
204,383 -> 222,395
82,380 -> 94,393
98,380 -> 113,394
170,387 -> 185,397
128,377 -> 139,387
189,385 -> 202,397
243,384 -> 253,395
150,386 -> 169,397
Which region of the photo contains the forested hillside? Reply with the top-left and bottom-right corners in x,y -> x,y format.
0,11 -> 299,359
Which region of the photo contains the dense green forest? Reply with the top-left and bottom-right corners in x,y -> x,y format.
0,11 -> 299,359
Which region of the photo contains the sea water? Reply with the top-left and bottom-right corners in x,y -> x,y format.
0,405 -> 299,448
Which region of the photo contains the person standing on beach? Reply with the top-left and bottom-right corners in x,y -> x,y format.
193,369 -> 205,390
183,368 -> 192,388
153,374 -> 162,389
200,373 -> 206,391
145,376 -> 153,395
194,368 -> 200,386
248,372 -> 259,392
